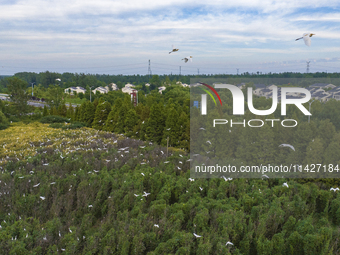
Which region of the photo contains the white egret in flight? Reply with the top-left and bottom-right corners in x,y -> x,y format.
295,33 -> 315,47
169,45 -> 179,54
182,56 -> 192,63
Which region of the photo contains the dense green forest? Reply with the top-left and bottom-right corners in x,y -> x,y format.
1,73 -> 340,253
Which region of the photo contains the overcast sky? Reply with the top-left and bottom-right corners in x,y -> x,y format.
1,0 -> 340,75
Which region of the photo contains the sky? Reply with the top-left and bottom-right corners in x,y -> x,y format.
1,0 -> 340,76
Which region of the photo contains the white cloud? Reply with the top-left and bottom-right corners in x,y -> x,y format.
1,0 -> 340,74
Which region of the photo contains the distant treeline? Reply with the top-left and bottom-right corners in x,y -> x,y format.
1,71 -> 340,93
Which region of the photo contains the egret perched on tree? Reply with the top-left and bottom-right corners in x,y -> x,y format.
169,45 -> 179,54
295,33 -> 315,46
182,56 -> 192,63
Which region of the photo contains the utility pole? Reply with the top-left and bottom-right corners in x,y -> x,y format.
237,68 -> 239,75
306,61 -> 310,73
148,59 -> 152,79
167,136 -> 169,157
30,82 -> 35,97
179,66 -> 181,76
197,68 -> 199,75
90,86 -> 94,102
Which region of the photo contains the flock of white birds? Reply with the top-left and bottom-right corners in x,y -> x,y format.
169,33 -> 314,66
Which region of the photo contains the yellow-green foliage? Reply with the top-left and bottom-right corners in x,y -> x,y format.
0,122 -> 120,166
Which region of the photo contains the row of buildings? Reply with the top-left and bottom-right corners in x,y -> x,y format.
246,83 -> 340,101
64,83 -> 170,95
64,80 -> 195,96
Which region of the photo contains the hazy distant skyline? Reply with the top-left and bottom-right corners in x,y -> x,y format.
1,0 -> 340,75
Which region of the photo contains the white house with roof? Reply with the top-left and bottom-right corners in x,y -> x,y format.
122,87 -> 136,94
158,86 -> 166,94
64,86 -> 86,95
93,86 -> 108,94
309,83 -> 336,89
125,83 -> 136,88
106,83 -> 118,91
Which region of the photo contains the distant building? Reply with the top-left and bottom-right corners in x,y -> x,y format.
122,87 -> 136,94
125,83 -> 136,88
309,83 -> 336,89
158,86 -> 166,94
64,86 -> 86,95
106,83 -> 118,91
93,86 -> 108,94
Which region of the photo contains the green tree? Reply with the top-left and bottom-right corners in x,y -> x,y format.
58,104 -> 67,117
0,110 -> 9,130
92,101 -> 111,130
145,103 -> 165,144
46,85 -> 65,109
43,105 -> 49,116
7,77 -> 29,115
124,108 -> 138,136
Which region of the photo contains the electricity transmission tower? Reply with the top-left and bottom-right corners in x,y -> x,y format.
148,59 -> 152,78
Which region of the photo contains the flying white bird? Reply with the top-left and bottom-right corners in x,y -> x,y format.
134,194 -> 139,197
283,182 -> 289,188
143,191 -> 151,197
33,183 -> 40,187
221,176 -> 232,181
182,56 -> 192,63
40,196 -> 45,200
193,233 -> 202,238
295,33 -> 315,47
164,161 -> 169,163
154,224 -> 159,228
141,173 -> 145,176
88,205 -> 93,208
330,187 -> 339,192
199,187 -> 203,191
262,174 -> 269,179
279,144 -> 295,151
226,241 -> 233,246
69,228 -> 72,233
188,178 -> 195,181
169,45 -> 179,54
166,128 -> 171,130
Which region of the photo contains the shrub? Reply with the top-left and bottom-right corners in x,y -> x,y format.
61,121 -> 86,130
40,115 -> 71,124
0,110 -> 9,130
49,123 -> 64,129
